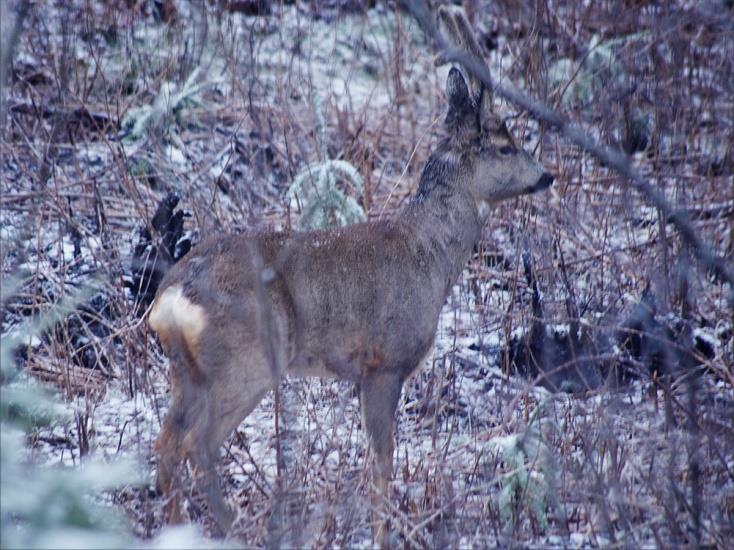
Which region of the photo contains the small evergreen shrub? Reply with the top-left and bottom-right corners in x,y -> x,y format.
287,89 -> 365,230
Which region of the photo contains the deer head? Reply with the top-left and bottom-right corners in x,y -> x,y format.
434,7 -> 553,212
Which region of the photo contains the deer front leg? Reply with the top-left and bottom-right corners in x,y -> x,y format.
360,371 -> 403,549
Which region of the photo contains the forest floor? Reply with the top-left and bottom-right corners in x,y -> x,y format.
2,1 -> 733,547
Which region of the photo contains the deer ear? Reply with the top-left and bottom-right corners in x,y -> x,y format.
446,67 -> 471,112
445,67 -> 474,134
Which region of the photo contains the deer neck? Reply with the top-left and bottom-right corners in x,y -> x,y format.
403,175 -> 483,290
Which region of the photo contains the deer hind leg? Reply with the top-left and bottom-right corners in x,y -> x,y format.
360,371 -> 403,549
156,398 -> 187,525
155,293 -> 288,536
155,351 -> 205,526
180,341 -> 278,536
181,403 -> 234,538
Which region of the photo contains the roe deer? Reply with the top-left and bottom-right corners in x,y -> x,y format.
149,6 -> 553,543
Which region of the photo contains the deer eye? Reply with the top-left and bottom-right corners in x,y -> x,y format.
498,145 -> 514,155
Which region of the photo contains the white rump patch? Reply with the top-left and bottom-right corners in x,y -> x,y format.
149,285 -> 207,346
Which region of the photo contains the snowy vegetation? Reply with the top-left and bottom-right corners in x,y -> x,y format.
1,0 -> 732,547
287,89 -> 365,229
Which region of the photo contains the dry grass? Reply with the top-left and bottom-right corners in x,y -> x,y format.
2,0 -> 732,547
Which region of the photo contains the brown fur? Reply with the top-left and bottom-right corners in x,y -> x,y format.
150,8 -> 553,544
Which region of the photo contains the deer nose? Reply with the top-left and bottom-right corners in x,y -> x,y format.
536,173 -> 554,190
